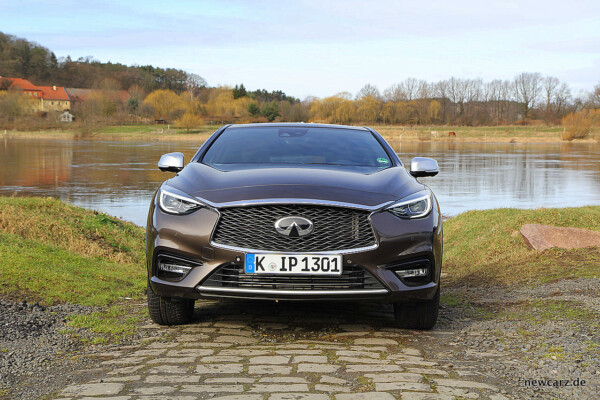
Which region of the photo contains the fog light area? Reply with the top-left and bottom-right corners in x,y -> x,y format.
395,268 -> 428,278
158,262 -> 192,275
156,255 -> 202,281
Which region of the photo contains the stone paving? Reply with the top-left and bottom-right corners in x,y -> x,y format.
53,301 -> 512,400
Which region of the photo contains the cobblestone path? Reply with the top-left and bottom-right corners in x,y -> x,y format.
54,301 -> 512,400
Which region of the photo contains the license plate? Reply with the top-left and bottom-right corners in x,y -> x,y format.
245,254 -> 342,275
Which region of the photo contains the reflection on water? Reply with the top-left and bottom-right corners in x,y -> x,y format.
390,140 -> 600,217
1,137 -> 599,226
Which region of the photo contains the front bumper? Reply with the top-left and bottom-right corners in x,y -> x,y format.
146,196 -> 442,303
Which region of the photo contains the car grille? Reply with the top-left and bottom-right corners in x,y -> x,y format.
211,204 -> 377,252
201,264 -> 385,291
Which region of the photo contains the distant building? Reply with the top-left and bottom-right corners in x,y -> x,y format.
60,110 -> 75,122
0,77 -> 71,112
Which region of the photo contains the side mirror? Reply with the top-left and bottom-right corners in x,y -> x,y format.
158,152 -> 184,172
410,157 -> 439,177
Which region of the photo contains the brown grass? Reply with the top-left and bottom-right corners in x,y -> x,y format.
0,196 -> 144,265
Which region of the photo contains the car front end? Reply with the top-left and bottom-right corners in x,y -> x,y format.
146,123 -> 442,329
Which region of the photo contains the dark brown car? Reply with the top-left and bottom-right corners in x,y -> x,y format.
147,123 -> 442,329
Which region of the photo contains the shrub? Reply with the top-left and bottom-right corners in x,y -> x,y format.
176,111 -> 202,133
561,110 -> 600,141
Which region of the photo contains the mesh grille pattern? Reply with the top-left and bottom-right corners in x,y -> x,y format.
212,204 -> 376,252
202,264 -> 384,291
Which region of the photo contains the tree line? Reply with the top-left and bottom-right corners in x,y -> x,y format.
311,75 -> 600,126
2,31 -> 600,131
0,32 -> 206,94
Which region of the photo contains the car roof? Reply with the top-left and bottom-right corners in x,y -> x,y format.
225,123 -> 370,131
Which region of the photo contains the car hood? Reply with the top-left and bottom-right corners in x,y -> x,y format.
166,163 -> 425,208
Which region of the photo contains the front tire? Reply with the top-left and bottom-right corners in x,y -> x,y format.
147,283 -> 195,325
393,285 -> 440,330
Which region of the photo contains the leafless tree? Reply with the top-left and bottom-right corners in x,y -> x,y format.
383,83 -> 406,102
513,72 -> 543,119
482,80 -> 496,122
554,82 -> 572,118
499,80 -> 514,121
401,78 -> 420,101
356,83 -> 381,100
542,76 -> 560,122
184,73 -> 208,102
462,79 -> 482,122
587,83 -> 600,109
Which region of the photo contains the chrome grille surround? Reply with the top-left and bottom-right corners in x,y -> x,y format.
200,264 -> 386,292
211,204 -> 377,253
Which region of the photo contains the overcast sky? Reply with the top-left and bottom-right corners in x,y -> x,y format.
2,0 -> 599,98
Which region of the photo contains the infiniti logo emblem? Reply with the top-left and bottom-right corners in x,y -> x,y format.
274,216 -> 314,238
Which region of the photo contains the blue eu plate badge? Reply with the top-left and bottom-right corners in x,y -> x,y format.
245,254 -> 255,273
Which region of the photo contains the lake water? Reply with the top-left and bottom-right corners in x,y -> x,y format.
1,137 -> 599,226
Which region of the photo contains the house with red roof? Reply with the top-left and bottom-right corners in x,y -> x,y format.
0,77 -> 71,113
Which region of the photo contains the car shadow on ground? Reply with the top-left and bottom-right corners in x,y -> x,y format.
194,299 -> 396,328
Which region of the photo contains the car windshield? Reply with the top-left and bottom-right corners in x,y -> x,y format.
202,126 -> 392,169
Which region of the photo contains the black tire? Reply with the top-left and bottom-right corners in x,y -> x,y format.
393,285 -> 440,330
147,283 -> 195,325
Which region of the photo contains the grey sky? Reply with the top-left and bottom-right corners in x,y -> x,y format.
2,0 -> 598,98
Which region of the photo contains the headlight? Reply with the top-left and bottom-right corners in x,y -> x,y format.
387,191 -> 432,219
158,186 -> 203,215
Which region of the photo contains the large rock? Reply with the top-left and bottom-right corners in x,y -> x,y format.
520,224 -> 600,251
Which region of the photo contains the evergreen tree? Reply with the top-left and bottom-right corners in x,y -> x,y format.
233,83 -> 247,99
261,101 -> 280,121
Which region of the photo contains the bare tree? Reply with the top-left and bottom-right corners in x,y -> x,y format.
554,83 -> 572,118
335,91 -> 353,100
433,80 -> 448,99
416,80 -> 430,99
462,79 -> 482,123
499,80 -> 514,121
400,78 -> 419,101
383,83 -> 406,102
356,83 -> 381,100
513,72 -> 543,119
412,81 -> 432,124
587,83 -> 600,109
542,76 -> 560,122
484,80 -> 501,122
443,77 -> 469,121
184,73 -> 207,102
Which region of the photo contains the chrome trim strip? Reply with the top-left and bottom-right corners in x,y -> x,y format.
193,197 -> 395,211
197,286 -> 389,296
208,242 -> 379,255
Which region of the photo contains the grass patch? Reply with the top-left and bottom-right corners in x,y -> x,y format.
444,206 -> 600,286
440,292 -> 469,308
67,304 -> 146,344
499,299 -> 600,333
543,346 -> 566,360
0,196 -> 146,341
0,232 -> 144,305
355,376 -> 375,392
527,300 -> 599,323
0,196 -> 144,267
441,291 -> 496,320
